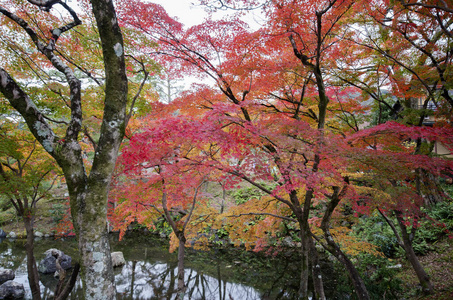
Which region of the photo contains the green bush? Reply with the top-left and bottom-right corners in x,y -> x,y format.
353,200 -> 453,257
411,201 -> 453,254
0,196 -> 12,212
231,187 -> 263,205
0,208 -> 16,225
357,254 -> 402,299
425,201 -> 453,231
353,214 -> 399,258
49,203 -> 67,223
231,183 -> 275,205
152,217 -> 173,237
440,181 -> 453,198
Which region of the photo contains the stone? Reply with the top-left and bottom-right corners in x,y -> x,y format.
34,231 -> 44,238
315,242 -> 325,252
387,264 -> 402,269
38,256 -> 57,274
38,249 -> 72,274
111,252 -> 125,268
59,254 -> 72,270
282,236 -> 295,247
0,229 -> 6,238
0,269 -> 14,285
0,281 -> 25,299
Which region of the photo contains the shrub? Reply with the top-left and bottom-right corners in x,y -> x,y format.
231,183 -> 276,205
0,208 -> 16,226
353,214 -> 399,258
49,203 -> 67,223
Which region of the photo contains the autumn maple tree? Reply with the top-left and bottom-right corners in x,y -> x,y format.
344,121 -> 453,294
111,0 -> 453,299
115,1 -> 370,299
110,114 -> 222,298
0,120 -> 62,299
328,0 -> 453,293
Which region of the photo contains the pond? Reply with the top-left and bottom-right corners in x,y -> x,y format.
0,233 -> 344,299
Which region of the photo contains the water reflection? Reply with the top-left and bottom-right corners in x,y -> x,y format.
0,234 -> 304,299
115,261 -> 263,299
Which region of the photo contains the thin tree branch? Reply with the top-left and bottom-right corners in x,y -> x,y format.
227,212 -> 295,222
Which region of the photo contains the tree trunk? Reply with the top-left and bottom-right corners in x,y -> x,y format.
23,215 -> 41,300
77,222 -> 115,299
0,0 -> 128,298
176,236 -> 186,299
298,229 -> 309,299
395,213 -> 434,294
329,243 -> 370,300
54,263 -> 80,300
318,224 -> 370,300
130,260 -> 137,298
297,216 -> 326,299
379,209 -> 434,295
308,236 -> 325,300
300,188 -> 326,300
63,165 -> 118,299
320,184 -> 370,300
75,0 -> 128,298
298,222 -> 326,300
419,169 -> 444,206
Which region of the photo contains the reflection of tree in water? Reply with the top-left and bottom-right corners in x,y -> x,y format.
2,236 -> 338,299
0,240 -> 27,270
114,259 -> 267,300
112,234 -> 302,299
116,261 -> 175,299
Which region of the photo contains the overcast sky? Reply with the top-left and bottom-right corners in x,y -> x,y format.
151,1 -> 211,27
150,0 -> 265,29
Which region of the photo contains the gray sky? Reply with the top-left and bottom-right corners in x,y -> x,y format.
151,0 -> 211,27
151,0 -> 265,29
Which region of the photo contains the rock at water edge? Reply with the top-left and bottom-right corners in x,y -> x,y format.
0,269 -> 14,285
111,252 -> 126,267
0,281 -> 25,299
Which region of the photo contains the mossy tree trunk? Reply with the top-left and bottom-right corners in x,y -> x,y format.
0,0 -> 128,299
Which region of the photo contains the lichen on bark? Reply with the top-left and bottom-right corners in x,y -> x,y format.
0,1 -> 129,299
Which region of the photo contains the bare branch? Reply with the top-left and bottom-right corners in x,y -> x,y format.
378,208 -> 404,248
227,212 -> 295,222
399,0 -> 453,14
125,55 -> 150,126
183,180 -> 206,232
